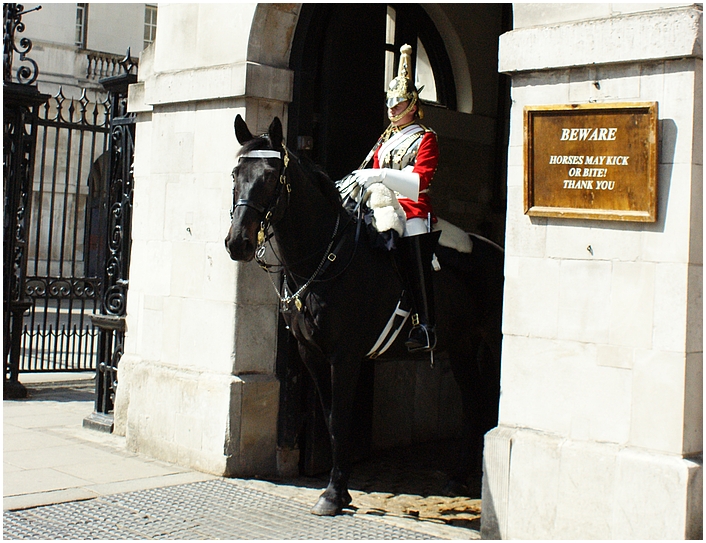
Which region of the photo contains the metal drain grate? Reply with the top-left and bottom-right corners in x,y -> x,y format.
4,479 -> 432,540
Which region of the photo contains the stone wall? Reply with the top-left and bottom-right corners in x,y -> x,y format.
482,5 -> 702,539
113,4 -> 294,477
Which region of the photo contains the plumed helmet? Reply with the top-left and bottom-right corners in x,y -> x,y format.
386,44 -> 423,109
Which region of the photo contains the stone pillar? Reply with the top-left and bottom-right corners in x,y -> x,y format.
113,4 -> 296,477
483,5 -> 702,539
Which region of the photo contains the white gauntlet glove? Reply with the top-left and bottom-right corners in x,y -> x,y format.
353,168 -> 420,201
353,169 -> 384,188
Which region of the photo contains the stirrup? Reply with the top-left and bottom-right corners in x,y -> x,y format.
405,324 -> 437,353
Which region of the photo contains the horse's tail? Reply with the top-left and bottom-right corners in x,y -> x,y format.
467,232 -> 504,254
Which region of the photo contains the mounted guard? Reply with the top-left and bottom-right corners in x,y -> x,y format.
346,44 -> 441,353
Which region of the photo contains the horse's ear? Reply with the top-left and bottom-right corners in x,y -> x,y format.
268,117 -> 283,149
234,114 -> 253,145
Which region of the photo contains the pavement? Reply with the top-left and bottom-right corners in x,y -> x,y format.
3,372 -> 481,540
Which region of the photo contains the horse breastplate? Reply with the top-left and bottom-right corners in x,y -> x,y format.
378,125 -> 425,171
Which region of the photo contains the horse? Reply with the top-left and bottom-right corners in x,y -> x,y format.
225,115 -> 503,516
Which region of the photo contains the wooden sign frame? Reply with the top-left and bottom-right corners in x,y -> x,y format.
524,102 -> 658,222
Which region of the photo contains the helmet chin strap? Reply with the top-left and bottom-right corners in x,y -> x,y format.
389,95 -> 418,123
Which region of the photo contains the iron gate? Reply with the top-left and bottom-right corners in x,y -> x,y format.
4,1 -> 137,413
20,88 -> 110,372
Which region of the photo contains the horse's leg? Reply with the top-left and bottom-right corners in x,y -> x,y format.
311,355 -> 361,516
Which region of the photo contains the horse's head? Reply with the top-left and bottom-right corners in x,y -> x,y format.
225,115 -> 288,261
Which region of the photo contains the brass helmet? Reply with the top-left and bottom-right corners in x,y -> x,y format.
386,44 -> 424,120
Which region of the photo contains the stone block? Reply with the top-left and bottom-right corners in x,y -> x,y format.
193,106 -> 241,176
502,256 -> 559,339
511,3 -> 610,29
150,112 -> 196,175
545,220 -> 642,262
160,296 -> 184,364
642,163 -> 693,264
203,241 -> 238,303
609,261 -> 656,348
613,448 -> 703,539
638,61 -> 666,104
511,69 -> 571,107
652,262 -> 688,352
235,259 -> 281,306
683,352 -> 703,456
500,336 -> 631,442
499,336 -> 577,433
128,240 -> 172,297
116,357 -> 279,478
630,349 -> 687,454
481,426 -> 516,539
686,263 -> 702,354
226,375 -> 279,477
554,440 -> 619,538
503,186 -> 547,257
661,59 -> 698,165
179,298 -> 238,374
689,164 -> 703,265
130,172 -> 167,242
569,64 -> 640,103
557,259 -> 612,344
233,301 -> 278,375
153,4 -> 252,72
170,241 -> 206,298
499,7 -> 702,73
483,426 -> 703,539
505,428 -> 562,537
135,297 -> 163,362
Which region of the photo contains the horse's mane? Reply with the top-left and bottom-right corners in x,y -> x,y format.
241,134 -> 342,210
295,154 -> 343,210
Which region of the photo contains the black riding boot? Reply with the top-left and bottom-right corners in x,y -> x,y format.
397,231 -> 441,353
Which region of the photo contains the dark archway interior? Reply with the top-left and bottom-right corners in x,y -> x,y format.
279,2 -> 511,500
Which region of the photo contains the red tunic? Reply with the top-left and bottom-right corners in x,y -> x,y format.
373,129 -> 438,221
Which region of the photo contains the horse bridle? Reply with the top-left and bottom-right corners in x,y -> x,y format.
230,143 -> 350,313
231,146 -> 291,251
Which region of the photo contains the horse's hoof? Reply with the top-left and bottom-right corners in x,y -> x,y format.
311,496 -> 342,516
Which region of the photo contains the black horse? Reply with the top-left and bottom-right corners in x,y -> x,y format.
225,115 -> 503,516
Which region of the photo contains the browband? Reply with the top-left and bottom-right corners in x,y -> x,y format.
239,150 -> 282,160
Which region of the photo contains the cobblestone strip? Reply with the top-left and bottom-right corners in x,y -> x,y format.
4,479 -> 433,540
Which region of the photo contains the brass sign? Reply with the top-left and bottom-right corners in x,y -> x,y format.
524,102 -> 658,221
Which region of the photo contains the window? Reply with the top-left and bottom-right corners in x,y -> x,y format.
144,5 -> 157,48
384,5 -> 452,108
384,6 -> 397,91
75,3 -> 88,48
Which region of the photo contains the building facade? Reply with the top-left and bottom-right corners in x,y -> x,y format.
110,3 -> 701,539
21,3 -> 155,98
